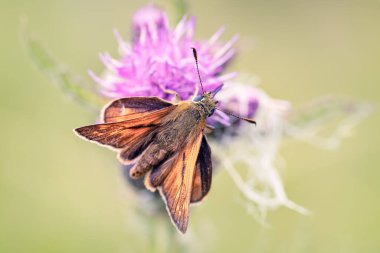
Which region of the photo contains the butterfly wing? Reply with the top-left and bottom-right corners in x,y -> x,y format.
146,131 -> 203,233
103,97 -> 172,123
75,97 -> 176,164
191,136 -> 212,203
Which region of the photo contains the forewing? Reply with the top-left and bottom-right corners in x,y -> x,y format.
75,122 -> 151,149
75,105 -> 176,163
191,135 -> 212,203
156,132 -> 203,233
103,97 -> 172,123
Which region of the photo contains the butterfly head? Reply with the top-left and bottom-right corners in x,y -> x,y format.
194,92 -> 218,117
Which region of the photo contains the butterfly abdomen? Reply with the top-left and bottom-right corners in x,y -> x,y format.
130,143 -> 170,178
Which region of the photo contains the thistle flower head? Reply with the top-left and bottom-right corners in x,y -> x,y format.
90,5 -> 245,126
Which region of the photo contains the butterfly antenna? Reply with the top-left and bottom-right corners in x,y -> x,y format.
216,108 -> 257,125
192,47 -> 205,95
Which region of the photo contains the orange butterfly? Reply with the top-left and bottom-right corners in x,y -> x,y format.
75,48 -> 255,233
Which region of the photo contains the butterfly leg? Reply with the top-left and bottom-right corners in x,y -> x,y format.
159,85 -> 181,103
204,124 -> 215,134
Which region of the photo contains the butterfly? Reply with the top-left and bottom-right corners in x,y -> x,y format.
74,48 -> 256,233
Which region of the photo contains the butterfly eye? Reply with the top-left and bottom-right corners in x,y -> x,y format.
193,95 -> 203,102
215,101 -> 219,104
209,108 -> 215,116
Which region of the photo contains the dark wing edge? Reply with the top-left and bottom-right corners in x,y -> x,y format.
190,135 -> 212,203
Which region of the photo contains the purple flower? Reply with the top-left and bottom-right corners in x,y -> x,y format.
90,4 -> 241,126
218,83 -> 259,119
208,82 -> 260,131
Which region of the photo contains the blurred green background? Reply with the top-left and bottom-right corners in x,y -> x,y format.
1,0 -> 379,252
